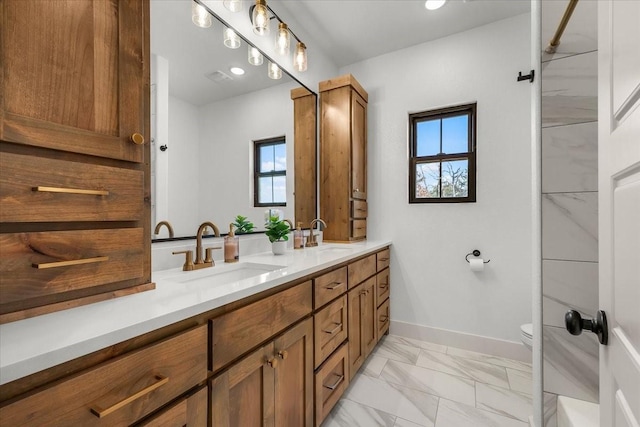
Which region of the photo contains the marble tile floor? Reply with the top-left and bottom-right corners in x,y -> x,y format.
322,335 -> 533,427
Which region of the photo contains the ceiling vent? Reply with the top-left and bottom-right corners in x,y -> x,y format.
205,70 -> 233,83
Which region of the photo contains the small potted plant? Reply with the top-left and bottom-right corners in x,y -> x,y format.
233,215 -> 255,234
265,215 -> 291,255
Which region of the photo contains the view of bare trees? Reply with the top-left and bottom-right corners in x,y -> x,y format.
416,160 -> 468,198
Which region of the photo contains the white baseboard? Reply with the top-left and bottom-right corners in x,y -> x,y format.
390,320 -> 532,362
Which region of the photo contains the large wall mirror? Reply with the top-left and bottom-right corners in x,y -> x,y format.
150,0 -> 316,240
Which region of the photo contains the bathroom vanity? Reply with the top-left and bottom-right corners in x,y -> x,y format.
0,242 -> 391,426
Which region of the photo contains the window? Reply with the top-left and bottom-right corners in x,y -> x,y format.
409,103 -> 476,203
254,137 -> 286,206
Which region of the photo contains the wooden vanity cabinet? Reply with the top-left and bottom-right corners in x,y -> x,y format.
376,249 -> 391,337
0,0 -> 153,322
291,88 -> 318,226
211,318 -> 314,427
347,277 -> 377,380
319,74 -> 368,242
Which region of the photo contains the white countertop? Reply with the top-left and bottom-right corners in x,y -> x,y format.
0,240 -> 391,385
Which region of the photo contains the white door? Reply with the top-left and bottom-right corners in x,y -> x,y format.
598,0 -> 640,425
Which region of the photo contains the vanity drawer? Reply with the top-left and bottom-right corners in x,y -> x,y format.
210,281 -> 312,372
0,326 -> 208,426
0,228 -> 144,307
377,298 -> 390,338
377,248 -> 390,271
351,200 -> 368,219
347,254 -> 376,289
351,219 -> 367,240
138,386 -> 208,427
314,295 -> 348,368
315,343 -> 349,427
0,151 -> 143,222
314,266 -> 347,308
376,269 -> 390,307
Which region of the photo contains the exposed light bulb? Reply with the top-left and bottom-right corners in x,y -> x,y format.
252,0 -> 270,36
230,66 -> 245,75
223,0 -> 243,12
267,61 -> 282,80
248,45 -> 263,66
224,27 -> 241,49
425,0 -> 447,10
293,42 -> 307,72
192,1 -> 212,28
275,22 -> 290,55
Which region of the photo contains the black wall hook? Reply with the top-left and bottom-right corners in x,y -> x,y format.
517,70 -> 535,83
160,145 -> 168,152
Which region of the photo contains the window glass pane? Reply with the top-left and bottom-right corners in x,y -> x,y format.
442,115 -> 469,154
259,145 -> 275,173
273,143 -> 286,171
441,159 -> 468,198
416,119 -> 440,156
259,176 -> 273,204
272,175 -> 286,203
415,162 -> 440,198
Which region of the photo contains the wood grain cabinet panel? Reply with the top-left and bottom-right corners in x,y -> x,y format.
351,200 -> 368,219
314,266 -> 347,309
210,281 -> 312,372
0,151 -> 144,222
347,254 -> 376,289
291,88 -> 317,226
138,386 -> 208,427
347,277 -> 377,380
0,326 -> 207,427
376,268 -> 390,308
377,298 -> 390,338
314,343 -> 349,427
377,248 -> 390,271
314,295 -> 348,368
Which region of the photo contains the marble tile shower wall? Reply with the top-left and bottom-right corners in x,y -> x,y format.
540,4 -> 599,425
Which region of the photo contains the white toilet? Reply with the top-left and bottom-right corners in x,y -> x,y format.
520,323 -> 533,350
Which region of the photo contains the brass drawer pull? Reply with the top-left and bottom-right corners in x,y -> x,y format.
277,350 -> 288,360
378,257 -> 389,262
324,281 -> 343,290
266,357 -> 278,368
130,133 -> 145,145
90,374 -> 168,418
323,373 -> 345,391
33,186 -> 109,196
380,315 -> 389,323
379,283 -> 389,289
33,256 -> 109,269
355,208 -> 367,211
322,322 -> 342,335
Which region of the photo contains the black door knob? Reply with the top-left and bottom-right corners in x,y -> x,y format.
564,310 -> 608,345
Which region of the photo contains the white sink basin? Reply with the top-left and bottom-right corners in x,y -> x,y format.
172,262 -> 286,287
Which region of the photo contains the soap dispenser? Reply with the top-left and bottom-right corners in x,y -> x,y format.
224,223 -> 239,263
293,222 -> 304,249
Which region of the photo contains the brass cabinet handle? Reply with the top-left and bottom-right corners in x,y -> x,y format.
266,357 -> 278,368
32,256 -> 108,269
379,282 -> 389,289
359,290 -> 367,296
324,281 -> 343,290
90,374 -> 168,418
130,133 -> 145,145
277,350 -> 288,360
356,208 -> 367,211
380,315 -> 389,323
323,373 -> 345,391
379,257 -> 389,262
322,322 -> 342,335
32,186 -> 109,196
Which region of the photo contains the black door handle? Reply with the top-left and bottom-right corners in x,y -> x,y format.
565,310 -> 608,345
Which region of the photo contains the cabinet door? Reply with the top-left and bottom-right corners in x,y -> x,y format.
273,318 -> 313,427
347,283 -> 365,380
362,277 -> 378,358
1,0 -> 147,163
351,90 -> 367,200
211,343 -> 276,427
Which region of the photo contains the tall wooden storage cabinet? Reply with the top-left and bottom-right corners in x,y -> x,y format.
0,0 -> 153,322
319,74 -> 368,242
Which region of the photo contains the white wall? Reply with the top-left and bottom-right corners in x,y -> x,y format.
340,14 -> 532,342
198,82 -> 297,232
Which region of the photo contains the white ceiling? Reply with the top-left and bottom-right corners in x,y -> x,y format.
151,0 -> 531,105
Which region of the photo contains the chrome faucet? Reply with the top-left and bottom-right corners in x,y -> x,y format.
154,220 -> 174,238
305,218 -> 327,247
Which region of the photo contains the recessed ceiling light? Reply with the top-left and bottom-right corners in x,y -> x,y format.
229,66 -> 245,76
425,0 -> 446,10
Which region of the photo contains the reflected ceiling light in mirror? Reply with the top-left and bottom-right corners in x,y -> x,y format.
275,22 -> 290,55
192,1 -> 212,28
425,0 -> 447,10
267,61 -> 282,80
293,42 -> 307,72
224,27 -> 241,48
252,0 -> 270,35
248,46 -> 264,65
223,0 -> 243,13
230,66 -> 245,75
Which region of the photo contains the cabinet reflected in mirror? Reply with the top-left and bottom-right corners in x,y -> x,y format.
150,0 -> 315,240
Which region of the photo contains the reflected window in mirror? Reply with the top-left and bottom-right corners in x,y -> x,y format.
254,137 -> 287,207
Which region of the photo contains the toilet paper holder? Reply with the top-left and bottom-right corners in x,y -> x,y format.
465,250 -> 490,264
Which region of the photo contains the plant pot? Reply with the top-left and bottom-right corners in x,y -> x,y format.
271,240 -> 286,255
